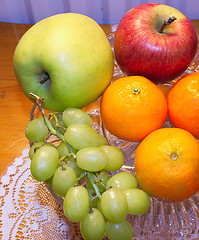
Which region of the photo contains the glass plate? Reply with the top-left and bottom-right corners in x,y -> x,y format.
35,31 -> 199,240
45,109 -> 199,240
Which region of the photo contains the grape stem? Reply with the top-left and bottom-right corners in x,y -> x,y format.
87,172 -> 102,199
75,172 -> 87,185
98,181 -> 107,191
29,93 -> 103,201
59,158 -> 67,170
29,92 -> 76,157
51,113 -> 67,131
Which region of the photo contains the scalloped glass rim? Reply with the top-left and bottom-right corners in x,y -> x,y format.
38,31 -> 199,240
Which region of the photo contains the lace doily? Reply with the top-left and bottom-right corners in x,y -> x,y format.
0,148 -> 83,240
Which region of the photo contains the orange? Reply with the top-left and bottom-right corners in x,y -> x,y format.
100,76 -> 167,142
135,128 -> 199,202
168,72 -> 199,138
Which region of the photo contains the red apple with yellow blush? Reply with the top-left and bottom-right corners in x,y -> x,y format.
114,3 -> 198,84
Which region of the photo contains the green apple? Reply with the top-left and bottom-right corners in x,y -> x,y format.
13,13 -> 114,111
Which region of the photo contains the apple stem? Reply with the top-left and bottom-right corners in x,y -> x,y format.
159,16 -> 177,33
40,73 -> 50,84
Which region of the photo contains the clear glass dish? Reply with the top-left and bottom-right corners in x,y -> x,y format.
34,31 -> 199,240
45,106 -> 199,240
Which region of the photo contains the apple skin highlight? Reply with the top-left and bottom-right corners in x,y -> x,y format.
114,3 -> 198,84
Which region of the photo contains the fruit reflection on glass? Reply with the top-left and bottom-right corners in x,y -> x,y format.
114,3 -> 198,84
13,13 -> 114,112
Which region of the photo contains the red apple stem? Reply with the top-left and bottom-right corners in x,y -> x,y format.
159,16 -> 177,33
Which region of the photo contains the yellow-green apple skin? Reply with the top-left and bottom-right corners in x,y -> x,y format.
13,13 -> 114,111
114,3 -> 198,84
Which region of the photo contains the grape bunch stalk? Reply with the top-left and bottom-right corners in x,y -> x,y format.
25,93 -> 151,240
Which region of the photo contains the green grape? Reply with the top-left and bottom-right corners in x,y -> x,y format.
63,186 -> 89,222
80,208 -> 105,240
106,172 -> 138,190
62,108 -> 92,127
57,141 -> 70,158
51,113 -> 66,134
100,145 -> 124,171
30,145 -> 59,181
105,220 -> 134,240
100,187 -> 128,223
96,199 -> 102,212
86,171 -> 110,192
57,141 -> 77,159
122,188 -> 150,215
66,160 -> 84,177
25,117 -> 49,142
64,124 -> 108,150
76,147 -> 108,172
45,175 -> 53,185
29,141 -> 55,160
52,165 -> 77,197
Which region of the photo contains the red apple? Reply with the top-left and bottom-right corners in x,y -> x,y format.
114,3 -> 198,84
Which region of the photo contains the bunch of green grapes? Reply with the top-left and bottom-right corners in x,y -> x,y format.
25,106 -> 150,240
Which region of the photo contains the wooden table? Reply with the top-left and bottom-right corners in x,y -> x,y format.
1,20 -> 199,175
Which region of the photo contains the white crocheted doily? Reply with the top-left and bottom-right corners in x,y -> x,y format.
0,148 -> 83,240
